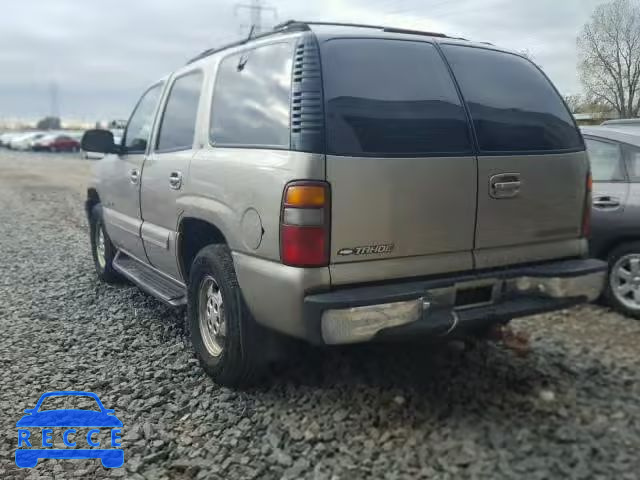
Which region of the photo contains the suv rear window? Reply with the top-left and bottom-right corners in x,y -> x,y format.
322,39 -> 472,157
441,45 -> 582,154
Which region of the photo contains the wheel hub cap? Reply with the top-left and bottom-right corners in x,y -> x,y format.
199,276 -> 225,357
611,254 -> 640,311
95,226 -> 106,269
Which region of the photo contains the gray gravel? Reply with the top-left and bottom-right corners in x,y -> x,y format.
1,151 -> 639,480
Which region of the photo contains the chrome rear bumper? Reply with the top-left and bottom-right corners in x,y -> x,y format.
304,258 -> 607,345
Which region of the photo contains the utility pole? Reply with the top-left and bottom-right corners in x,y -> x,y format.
234,0 -> 277,36
49,81 -> 60,119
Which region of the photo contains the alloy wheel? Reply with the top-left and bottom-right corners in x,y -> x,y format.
198,275 -> 226,357
611,253 -> 640,311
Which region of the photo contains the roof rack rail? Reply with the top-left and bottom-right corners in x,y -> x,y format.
275,20 -> 450,38
187,20 -> 451,64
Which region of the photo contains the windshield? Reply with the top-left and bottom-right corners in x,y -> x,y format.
38,395 -> 101,412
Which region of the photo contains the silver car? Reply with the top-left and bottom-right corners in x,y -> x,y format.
582,126 -> 640,318
81,21 -> 607,386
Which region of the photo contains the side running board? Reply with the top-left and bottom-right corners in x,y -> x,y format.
112,252 -> 187,306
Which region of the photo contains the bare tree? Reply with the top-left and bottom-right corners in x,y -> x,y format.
564,94 -> 584,113
578,0 -> 640,118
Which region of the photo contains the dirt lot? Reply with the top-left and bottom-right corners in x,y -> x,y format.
0,151 -> 639,479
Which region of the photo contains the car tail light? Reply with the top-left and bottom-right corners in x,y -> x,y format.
280,181 -> 330,267
582,171 -> 592,238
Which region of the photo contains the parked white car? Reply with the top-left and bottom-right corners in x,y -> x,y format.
0,132 -> 25,147
10,132 -> 47,151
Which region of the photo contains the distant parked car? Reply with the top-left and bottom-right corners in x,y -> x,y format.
31,134 -> 58,151
601,119 -> 640,134
602,119 -> 640,127
0,132 -> 13,147
0,132 -> 16,147
11,132 -> 47,151
32,134 -> 80,152
582,126 -> 640,319
8,132 -> 38,150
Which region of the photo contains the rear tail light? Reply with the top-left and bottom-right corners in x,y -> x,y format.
280,181 -> 330,267
582,171 -> 592,238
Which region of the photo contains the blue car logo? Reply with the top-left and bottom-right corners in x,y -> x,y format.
15,391 -> 123,468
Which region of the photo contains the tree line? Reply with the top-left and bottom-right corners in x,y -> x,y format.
577,0 -> 640,117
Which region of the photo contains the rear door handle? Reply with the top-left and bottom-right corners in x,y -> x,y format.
490,173 -> 521,199
593,196 -> 621,209
169,171 -> 183,190
129,169 -> 139,184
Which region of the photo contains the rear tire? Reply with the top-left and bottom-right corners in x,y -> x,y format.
187,244 -> 268,387
89,204 -> 122,284
604,241 -> 640,319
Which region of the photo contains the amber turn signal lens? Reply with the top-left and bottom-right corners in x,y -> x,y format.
284,185 -> 326,208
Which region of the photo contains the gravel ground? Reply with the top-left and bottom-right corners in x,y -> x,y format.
0,150 -> 639,480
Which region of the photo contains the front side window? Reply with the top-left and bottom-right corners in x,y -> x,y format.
124,83 -> 164,153
210,42 -> 293,147
442,45 -> 583,153
156,71 -> 203,151
322,39 -> 472,156
585,138 -> 626,182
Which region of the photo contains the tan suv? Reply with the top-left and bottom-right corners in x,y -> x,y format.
82,21 -> 607,386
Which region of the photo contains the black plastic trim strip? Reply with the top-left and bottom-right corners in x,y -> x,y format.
289,32 -> 326,154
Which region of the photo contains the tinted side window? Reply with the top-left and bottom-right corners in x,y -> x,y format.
124,83 -> 163,153
626,147 -> 640,182
585,138 -> 625,182
156,71 -> 203,151
442,45 -> 583,153
322,39 -> 472,156
210,43 -> 293,147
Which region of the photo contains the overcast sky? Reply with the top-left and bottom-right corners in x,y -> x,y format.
0,0 -> 603,121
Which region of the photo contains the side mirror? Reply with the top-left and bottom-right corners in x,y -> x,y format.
81,129 -> 117,154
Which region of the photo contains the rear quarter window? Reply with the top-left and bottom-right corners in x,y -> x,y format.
441,45 -> 583,154
321,39 -> 472,157
210,42 -> 293,148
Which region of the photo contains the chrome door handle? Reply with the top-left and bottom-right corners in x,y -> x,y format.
494,181 -> 522,191
129,169 -> 139,184
593,196 -> 621,209
490,173 -> 521,199
169,171 -> 183,190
